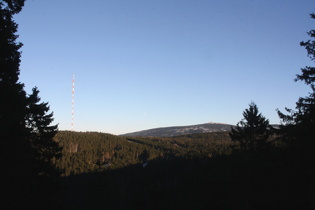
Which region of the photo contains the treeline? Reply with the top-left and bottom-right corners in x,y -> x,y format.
54,131 -> 234,176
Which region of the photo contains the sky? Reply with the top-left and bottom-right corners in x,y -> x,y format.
14,0 -> 315,135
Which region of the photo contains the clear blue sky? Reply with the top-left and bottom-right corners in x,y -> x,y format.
14,0 -> 314,135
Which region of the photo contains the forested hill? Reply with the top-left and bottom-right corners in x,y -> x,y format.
54,130 -> 312,210
54,131 -> 233,176
121,123 -> 233,137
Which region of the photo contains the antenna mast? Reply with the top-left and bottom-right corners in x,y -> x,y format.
71,74 -> 75,131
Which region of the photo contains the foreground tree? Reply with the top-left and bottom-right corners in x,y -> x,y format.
277,13 -> 315,210
26,87 -> 62,177
278,13 -> 315,143
0,0 -> 27,159
229,102 -> 272,210
230,102 -> 272,151
0,1 -> 62,208
0,0 -> 30,207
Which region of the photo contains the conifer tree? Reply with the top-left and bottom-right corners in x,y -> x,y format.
26,87 -> 62,177
277,13 -> 315,144
0,0 -> 27,159
276,14 -> 315,209
277,13 -> 315,171
0,0 -> 32,207
0,1 -> 62,208
230,102 -> 271,151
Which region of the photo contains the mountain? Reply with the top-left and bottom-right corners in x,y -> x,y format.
121,122 -> 234,137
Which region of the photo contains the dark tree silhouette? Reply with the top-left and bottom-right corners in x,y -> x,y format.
278,13 -> 315,138
26,87 -> 62,177
230,102 -> 271,151
1,0 -> 25,14
0,1 -> 62,208
277,13 -> 315,146
0,0 -> 27,156
229,103 -> 272,210
0,1 -> 31,207
277,13 -> 315,210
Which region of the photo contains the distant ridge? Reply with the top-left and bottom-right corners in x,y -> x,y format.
121,123 -> 234,137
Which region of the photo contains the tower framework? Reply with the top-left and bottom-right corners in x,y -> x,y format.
71,74 -> 75,130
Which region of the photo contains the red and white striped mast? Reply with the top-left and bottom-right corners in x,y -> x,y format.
71,74 -> 75,131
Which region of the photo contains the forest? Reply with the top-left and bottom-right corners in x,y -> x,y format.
54,131 -> 234,176
1,0 -> 315,209
53,127 -> 312,210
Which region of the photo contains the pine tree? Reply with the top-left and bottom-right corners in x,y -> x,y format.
230,102 -> 272,151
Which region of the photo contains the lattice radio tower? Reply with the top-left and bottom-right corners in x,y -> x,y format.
71,74 -> 75,131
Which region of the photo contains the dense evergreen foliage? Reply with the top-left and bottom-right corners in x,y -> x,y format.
275,13 -> 315,210
230,102 -> 272,151
26,87 -> 62,177
55,130 -> 305,210
54,131 -> 233,176
0,1 -> 62,209
277,13 -> 315,148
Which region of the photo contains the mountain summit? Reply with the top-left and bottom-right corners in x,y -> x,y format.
121,123 -> 233,137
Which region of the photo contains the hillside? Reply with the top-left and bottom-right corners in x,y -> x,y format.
55,130 -> 303,210
54,131 -> 233,176
121,122 -> 234,137
53,130 -> 307,210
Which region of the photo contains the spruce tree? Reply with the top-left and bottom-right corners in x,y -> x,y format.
0,1 -> 31,207
0,1 -> 62,208
276,13 -> 315,209
277,13 -> 315,145
0,0 -> 28,161
26,87 -> 62,177
230,102 -> 271,151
